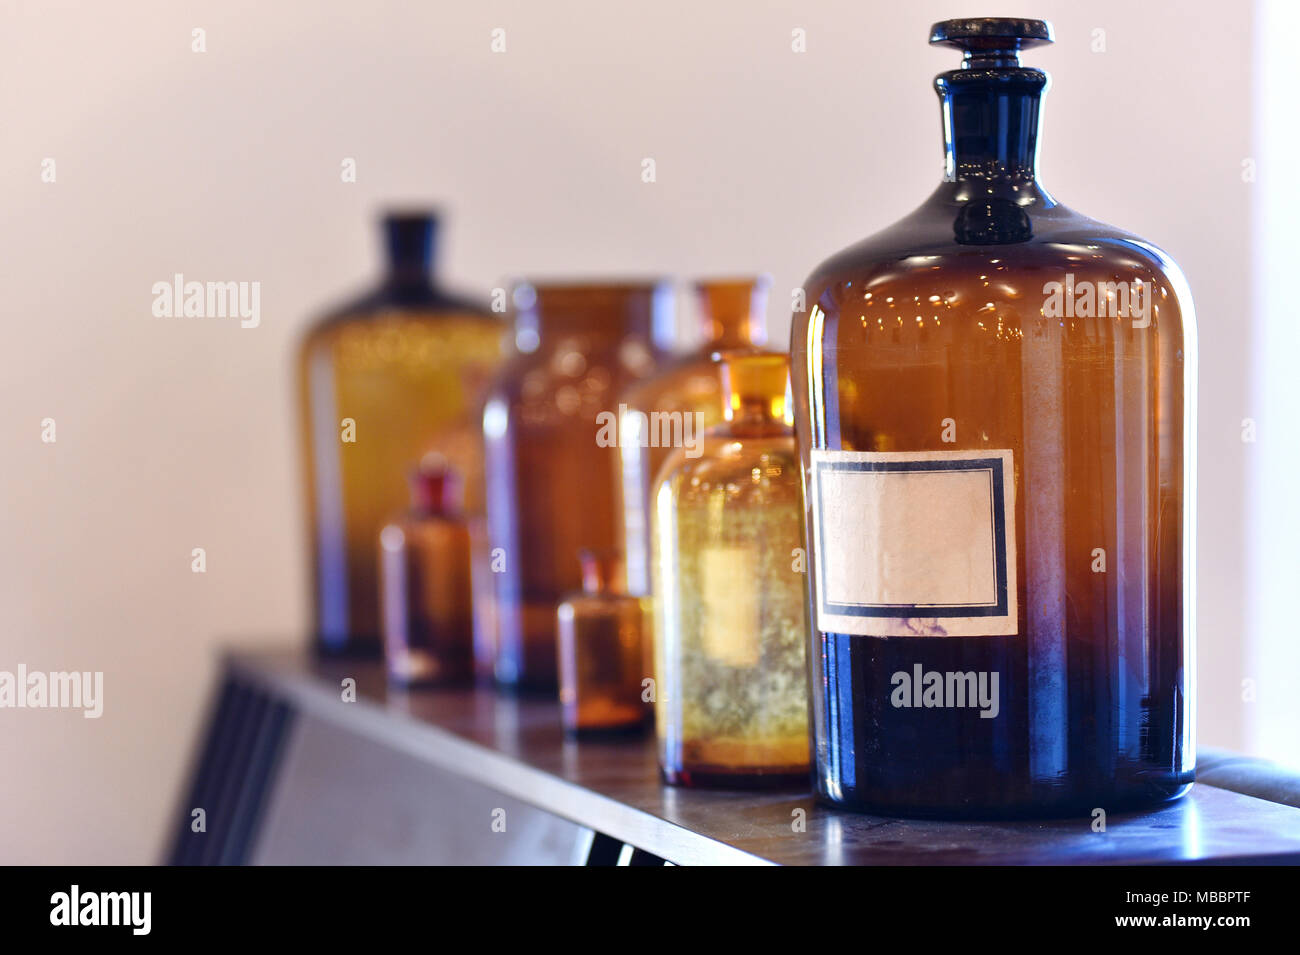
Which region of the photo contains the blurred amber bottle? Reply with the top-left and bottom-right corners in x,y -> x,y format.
483,282 -> 672,691
298,212 -> 505,657
652,352 -> 811,787
557,551 -> 649,735
379,456 -> 474,686
616,277 -> 769,596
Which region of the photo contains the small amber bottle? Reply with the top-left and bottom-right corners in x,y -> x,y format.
379,455 -> 475,686
652,352 -> 811,787
556,551 -> 649,736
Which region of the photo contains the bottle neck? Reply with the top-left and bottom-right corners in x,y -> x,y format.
936,68 -> 1050,200
383,214 -> 438,288
578,550 -> 622,596
719,352 -> 792,438
409,457 -> 461,518
695,279 -> 769,350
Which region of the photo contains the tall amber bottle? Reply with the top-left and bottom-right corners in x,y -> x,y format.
652,352 -> 810,787
484,282 -> 672,690
298,212 -> 505,657
616,278 -> 769,596
790,19 -> 1195,816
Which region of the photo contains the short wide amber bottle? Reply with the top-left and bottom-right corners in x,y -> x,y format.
651,352 -> 811,787
556,552 -> 649,735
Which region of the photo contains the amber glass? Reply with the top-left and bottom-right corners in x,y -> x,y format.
556,551 -> 650,735
484,282 -> 672,691
298,212 -> 505,657
790,19 -> 1195,817
468,518 -> 498,684
652,352 -> 811,787
379,456 -> 474,685
616,277 -> 770,596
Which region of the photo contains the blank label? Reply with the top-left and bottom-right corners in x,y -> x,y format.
810,449 -> 1017,637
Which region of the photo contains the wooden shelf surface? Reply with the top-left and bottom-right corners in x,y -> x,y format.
223,648 -> 1300,866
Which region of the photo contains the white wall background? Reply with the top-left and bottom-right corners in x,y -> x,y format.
0,0 -> 1276,863
1248,0 -> 1300,766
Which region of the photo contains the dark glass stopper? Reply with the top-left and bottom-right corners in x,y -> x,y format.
930,18 -> 1053,68
383,211 -> 438,277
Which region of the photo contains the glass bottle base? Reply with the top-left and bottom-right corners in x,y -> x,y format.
385,662 -> 473,689
661,764 -> 810,790
314,635 -> 384,661
814,776 -> 1195,820
567,722 -> 649,741
492,600 -> 561,692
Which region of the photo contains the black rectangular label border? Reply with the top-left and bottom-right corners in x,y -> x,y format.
814,455 -> 1010,618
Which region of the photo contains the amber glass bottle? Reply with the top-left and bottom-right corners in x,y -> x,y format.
299,212 -> 505,658
616,277 -> 770,596
652,352 -> 811,787
379,456 -> 474,686
556,551 -> 650,735
790,19 -> 1195,817
484,282 -> 672,691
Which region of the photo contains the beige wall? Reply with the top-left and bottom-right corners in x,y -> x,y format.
0,0 -> 1260,862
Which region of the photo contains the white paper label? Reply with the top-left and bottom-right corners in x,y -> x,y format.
700,546 -> 761,667
810,449 -> 1017,637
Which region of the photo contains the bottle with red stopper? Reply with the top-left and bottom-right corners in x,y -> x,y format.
379,454 -> 475,686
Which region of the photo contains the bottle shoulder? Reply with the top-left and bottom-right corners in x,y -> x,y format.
793,188 -> 1194,350
301,283 -> 499,343
799,187 -> 1191,320
618,351 -> 724,414
654,433 -> 799,500
558,592 -> 645,617
381,515 -> 469,549
483,340 -> 661,408
300,306 -> 507,373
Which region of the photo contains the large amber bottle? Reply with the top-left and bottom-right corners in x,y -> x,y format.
299,212 -> 505,657
484,282 -> 672,691
616,278 -> 769,596
652,352 -> 810,787
790,19 -> 1195,816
